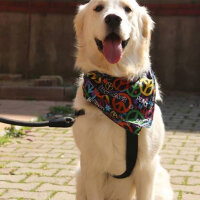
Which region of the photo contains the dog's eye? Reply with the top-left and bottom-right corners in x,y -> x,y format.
124,6 -> 132,13
94,5 -> 104,12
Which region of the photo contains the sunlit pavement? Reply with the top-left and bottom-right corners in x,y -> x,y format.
0,93 -> 199,200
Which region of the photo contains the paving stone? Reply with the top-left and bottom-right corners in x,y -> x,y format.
51,192 -> 75,200
37,183 -> 76,193
161,154 -> 195,161
33,157 -> 72,164
0,147 -> 18,152
68,177 -> 76,186
0,181 -> 38,190
55,169 -> 75,177
173,191 -> 179,200
14,168 -> 57,176
0,156 -> 35,163
160,158 -> 175,164
193,165 -> 200,171
196,156 -> 200,162
24,152 -> 62,158
182,193 -> 200,200
171,176 -> 185,185
161,149 -> 179,155
45,163 -> 72,169
16,147 -> 51,153
0,174 -> 26,182
1,189 -> 51,200
175,160 -> 200,166
0,189 -> 6,195
167,135 -> 188,139
0,168 -> 18,175
162,164 -> 190,171
173,185 -> 200,195
184,143 -> 200,147
25,175 -> 71,185
187,177 -> 200,185
6,162 -> 43,169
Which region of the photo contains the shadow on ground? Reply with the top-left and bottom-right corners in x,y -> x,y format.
160,93 -> 200,132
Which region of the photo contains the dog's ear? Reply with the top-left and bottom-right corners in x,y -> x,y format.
138,7 -> 154,40
74,4 -> 87,43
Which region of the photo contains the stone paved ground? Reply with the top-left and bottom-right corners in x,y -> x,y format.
0,93 -> 200,200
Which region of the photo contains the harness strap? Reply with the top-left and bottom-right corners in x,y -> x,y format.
75,109 -> 85,117
113,131 -> 138,179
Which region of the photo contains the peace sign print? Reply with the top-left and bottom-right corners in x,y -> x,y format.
125,110 -> 144,123
110,111 -> 117,118
139,77 -> 154,96
94,88 -> 110,103
105,82 -> 114,91
126,84 -> 141,97
119,122 -> 133,133
112,93 -> 131,113
89,72 -> 102,84
113,78 -> 130,91
133,127 -> 142,135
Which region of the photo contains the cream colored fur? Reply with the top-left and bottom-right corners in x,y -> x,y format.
72,0 -> 173,199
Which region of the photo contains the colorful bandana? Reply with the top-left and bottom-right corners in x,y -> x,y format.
83,70 -> 156,178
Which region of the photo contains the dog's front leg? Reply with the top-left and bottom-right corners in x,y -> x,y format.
84,172 -> 105,200
81,155 -> 105,200
76,169 -> 87,200
134,160 -> 158,200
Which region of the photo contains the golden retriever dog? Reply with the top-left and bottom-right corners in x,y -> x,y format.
73,0 -> 173,199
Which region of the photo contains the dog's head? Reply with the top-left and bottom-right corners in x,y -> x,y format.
74,0 -> 154,77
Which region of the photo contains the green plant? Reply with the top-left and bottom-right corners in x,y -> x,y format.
36,105 -> 74,122
36,115 -> 47,122
5,126 -> 25,138
49,105 -> 73,115
0,126 -> 27,146
0,136 -> 10,145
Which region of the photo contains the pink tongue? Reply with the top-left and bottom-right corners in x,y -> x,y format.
103,39 -> 122,64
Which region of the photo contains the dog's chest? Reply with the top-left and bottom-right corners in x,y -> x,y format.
73,99 -> 127,173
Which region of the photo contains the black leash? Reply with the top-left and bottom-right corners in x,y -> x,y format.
0,109 -> 85,128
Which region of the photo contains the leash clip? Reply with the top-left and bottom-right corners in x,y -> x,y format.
49,117 -> 75,128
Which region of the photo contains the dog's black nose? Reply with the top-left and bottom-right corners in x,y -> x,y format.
105,14 -> 122,29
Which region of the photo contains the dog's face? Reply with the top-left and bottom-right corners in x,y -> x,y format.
74,0 -> 154,76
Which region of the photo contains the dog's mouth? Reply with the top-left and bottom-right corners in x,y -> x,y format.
95,33 -> 130,64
